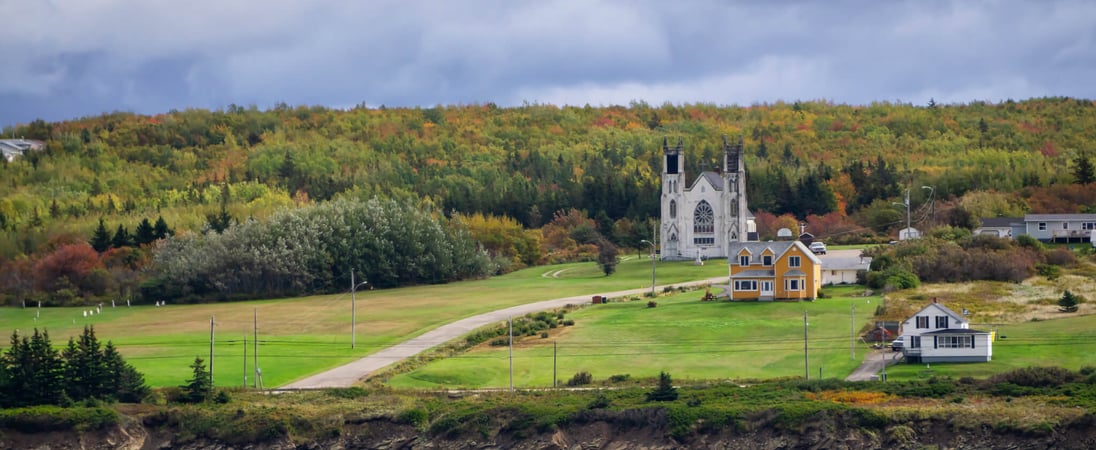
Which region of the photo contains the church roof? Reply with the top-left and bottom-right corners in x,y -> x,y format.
688,171 -> 724,191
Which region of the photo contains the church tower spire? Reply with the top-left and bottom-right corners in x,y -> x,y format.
660,137 -> 684,259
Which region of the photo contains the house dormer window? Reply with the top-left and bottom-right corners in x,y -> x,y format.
762,255 -> 773,266
739,255 -> 749,266
935,316 -> 949,328
788,256 -> 801,268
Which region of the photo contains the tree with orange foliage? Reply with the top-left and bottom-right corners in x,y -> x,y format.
34,243 -> 110,301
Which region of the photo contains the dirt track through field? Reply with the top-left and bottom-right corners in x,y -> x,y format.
281,277 -> 727,389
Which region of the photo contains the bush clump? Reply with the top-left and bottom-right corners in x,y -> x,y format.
567,371 -> 593,387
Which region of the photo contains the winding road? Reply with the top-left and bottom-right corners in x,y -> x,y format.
282,276 -> 728,389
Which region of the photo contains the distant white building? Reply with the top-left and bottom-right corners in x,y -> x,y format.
821,254 -> 871,286
976,214 -> 1096,244
659,137 -> 756,260
897,227 -> 920,240
0,139 -> 45,162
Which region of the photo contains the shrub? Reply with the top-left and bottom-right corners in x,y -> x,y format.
1046,247 -> 1078,266
539,331 -> 549,338
587,392 -> 610,409
647,301 -> 658,308
1016,234 -> 1044,250
988,366 -> 1078,388
567,371 -> 593,387
1036,263 -> 1061,280
646,371 -> 678,402
397,408 -> 429,428
562,319 -> 575,326
609,374 -> 631,383
1059,290 -> 1082,313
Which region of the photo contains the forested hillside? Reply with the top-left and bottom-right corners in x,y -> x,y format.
1,98 -> 1094,305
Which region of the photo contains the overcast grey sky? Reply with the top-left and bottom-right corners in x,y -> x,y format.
2,0 -> 1094,126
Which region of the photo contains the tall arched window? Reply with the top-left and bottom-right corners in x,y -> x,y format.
669,200 -> 677,218
694,201 -> 714,234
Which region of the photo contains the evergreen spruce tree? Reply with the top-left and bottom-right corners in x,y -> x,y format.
62,325 -> 106,402
1074,151 -> 1095,185
112,224 -> 133,248
103,342 -> 149,403
181,357 -> 212,403
1059,290 -> 1081,313
90,218 -> 112,252
153,216 -> 173,240
646,371 -> 679,402
134,218 -> 156,245
5,329 -> 66,406
205,184 -> 233,234
0,349 -> 9,408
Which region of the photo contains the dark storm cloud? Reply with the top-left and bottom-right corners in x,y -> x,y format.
1,0 -> 1094,126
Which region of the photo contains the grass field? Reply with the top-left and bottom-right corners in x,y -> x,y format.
385,285 -> 881,388
885,313 -> 1096,380
0,256 -> 727,388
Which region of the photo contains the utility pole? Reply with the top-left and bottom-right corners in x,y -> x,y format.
209,315 -> 215,387
640,239 -> 656,297
803,311 -> 809,380
243,336 -> 247,387
851,304 -> 856,360
553,341 -> 557,389
351,269 -> 368,349
253,308 -> 258,389
508,316 -> 514,391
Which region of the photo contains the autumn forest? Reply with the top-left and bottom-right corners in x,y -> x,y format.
1,98 -> 1094,305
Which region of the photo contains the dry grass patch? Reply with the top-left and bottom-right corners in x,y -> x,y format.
883,272 -> 1096,324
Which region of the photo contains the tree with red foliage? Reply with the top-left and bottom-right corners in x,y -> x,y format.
34,243 -> 109,300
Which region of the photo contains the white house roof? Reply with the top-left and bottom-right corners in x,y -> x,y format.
978,217 -> 1021,228
825,255 -> 871,271
1024,214 -> 1096,222
922,328 -> 989,335
908,301 -> 968,325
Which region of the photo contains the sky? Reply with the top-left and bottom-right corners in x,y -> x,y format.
2,0 -> 1095,126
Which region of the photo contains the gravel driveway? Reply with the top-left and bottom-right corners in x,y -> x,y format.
281,276 -> 728,388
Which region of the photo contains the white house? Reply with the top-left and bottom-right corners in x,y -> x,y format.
821,254 -> 871,286
659,136 -> 757,260
898,300 -> 992,363
974,217 -> 1020,238
0,139 -> 44,162
1014,214 -> 1096,244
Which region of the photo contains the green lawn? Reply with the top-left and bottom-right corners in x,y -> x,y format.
386,285 -> 883,388
0,257 -> 728,388
884,313 -> 1096,380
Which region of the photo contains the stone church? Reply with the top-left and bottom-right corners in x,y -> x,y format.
660,136 -> 756,260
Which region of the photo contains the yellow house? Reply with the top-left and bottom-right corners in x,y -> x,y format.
727,241 -> 822,301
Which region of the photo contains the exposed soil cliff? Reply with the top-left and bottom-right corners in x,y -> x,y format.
4,408 -> 1095,450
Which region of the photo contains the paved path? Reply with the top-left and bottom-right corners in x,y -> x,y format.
845,347 -> 903,381
282,276 -> 728,388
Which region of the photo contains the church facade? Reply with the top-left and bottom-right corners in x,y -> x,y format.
659,137 -> 756,260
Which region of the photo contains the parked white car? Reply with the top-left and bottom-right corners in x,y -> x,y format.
890,337 -> 904,352
809,242 -> 827,255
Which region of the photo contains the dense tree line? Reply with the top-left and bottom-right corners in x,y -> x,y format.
0,326 -> 148,407
2,98 -> 1095,303
141,196 -> 493,302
